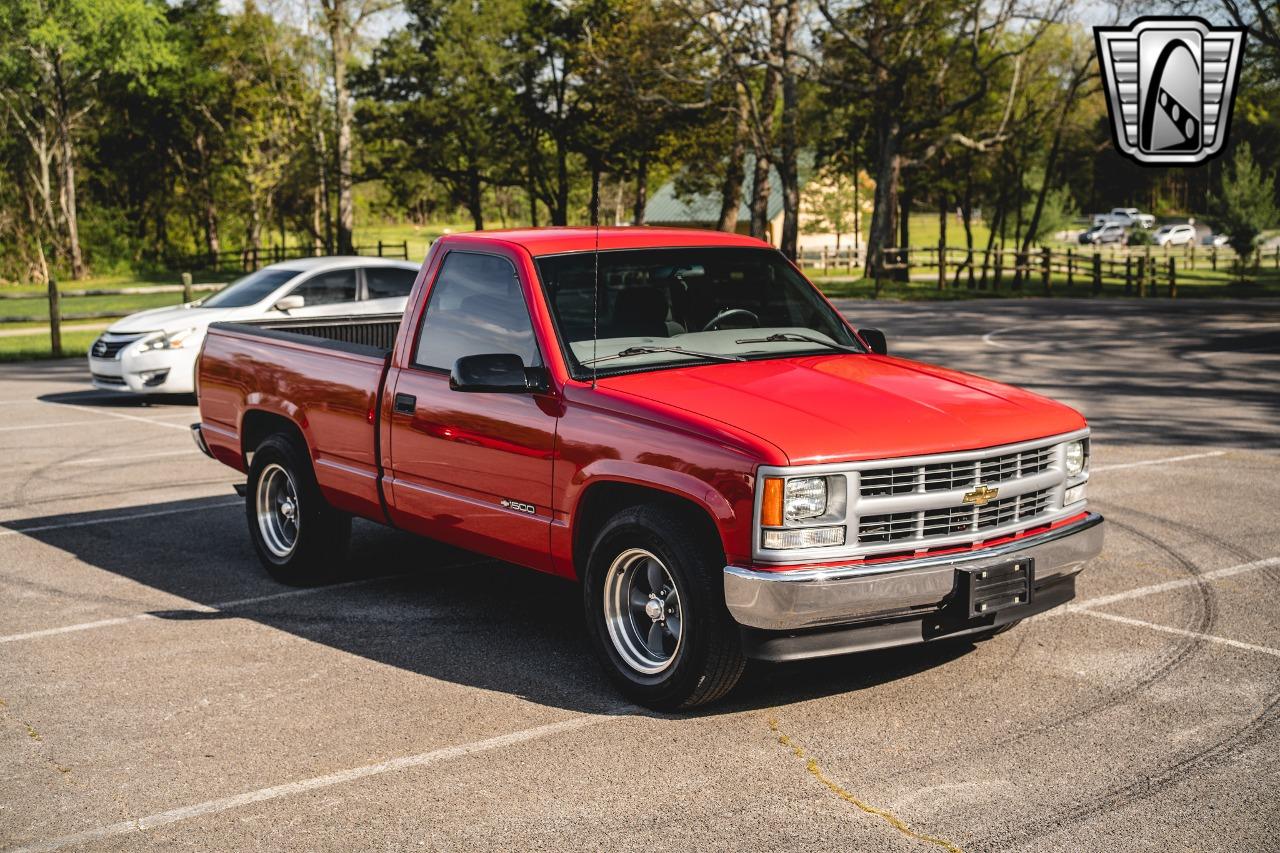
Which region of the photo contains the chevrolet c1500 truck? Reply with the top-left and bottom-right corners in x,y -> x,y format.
193,227 -> 1104,710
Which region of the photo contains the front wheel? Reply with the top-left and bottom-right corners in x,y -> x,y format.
583,505 -> 746,710
245,433 -> 351,585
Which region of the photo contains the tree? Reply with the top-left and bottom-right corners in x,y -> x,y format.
0,0 -> 171,278
318,0 -> 395,253
815,0 -> 1053,277
1211,144 -> 1278,268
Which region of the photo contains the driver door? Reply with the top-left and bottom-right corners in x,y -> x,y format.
385,250 -> 558,572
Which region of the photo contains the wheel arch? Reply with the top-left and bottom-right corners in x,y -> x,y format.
571,480 -> 724,580
241,408 -> 309,463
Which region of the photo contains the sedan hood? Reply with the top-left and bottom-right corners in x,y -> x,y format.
601,354 -> 1086,464
106,304 -> 243,334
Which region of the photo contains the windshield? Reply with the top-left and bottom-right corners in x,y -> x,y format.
535,247 -> 860,378
200,269 -> 299,309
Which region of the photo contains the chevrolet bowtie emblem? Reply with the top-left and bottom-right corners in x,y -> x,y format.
962,485 -> 999,507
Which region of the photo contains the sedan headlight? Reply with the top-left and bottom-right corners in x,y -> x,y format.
141,328 -> 199,351
1064,440 -> 1088,476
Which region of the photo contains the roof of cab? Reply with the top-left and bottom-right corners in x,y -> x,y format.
440,226 -> 773,257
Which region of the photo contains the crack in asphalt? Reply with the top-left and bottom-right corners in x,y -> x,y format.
768,718 -> 964,853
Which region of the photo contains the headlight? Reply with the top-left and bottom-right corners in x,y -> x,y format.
784,477 -> 827,521
141,328 -> 198,351
1064,440 -> 1088,476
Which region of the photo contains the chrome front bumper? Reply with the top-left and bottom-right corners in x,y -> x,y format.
724,513 -> 1104,631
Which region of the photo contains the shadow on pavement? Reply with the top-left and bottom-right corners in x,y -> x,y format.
10,494 -> 984,715
38,389 -> 197,409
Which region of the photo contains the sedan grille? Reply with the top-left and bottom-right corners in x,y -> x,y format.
91,332 -> 146,360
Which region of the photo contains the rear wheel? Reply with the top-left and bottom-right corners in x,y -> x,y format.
583,505 -> 745,710
245,433 -> 350,585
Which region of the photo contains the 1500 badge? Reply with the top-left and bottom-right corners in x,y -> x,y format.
500,499 -> 536,515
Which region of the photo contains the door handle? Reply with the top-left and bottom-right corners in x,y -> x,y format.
393,393 -> 417,415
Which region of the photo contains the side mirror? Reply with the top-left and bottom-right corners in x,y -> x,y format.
450,353 -> 547,394
274,295 -> 305,312
858,328 -> 888,355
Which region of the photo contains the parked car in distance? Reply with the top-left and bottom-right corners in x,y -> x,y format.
194,227 -> 1104,710
1078,223 -> 1128,245
1093,208 -> 1156,229
88,257 -> 420,394
1204,233 -> 1231,247
1153,224 -> 1196,246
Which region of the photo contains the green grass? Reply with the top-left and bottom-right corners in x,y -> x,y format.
0,329 -> 100,362
354,221 -> 470,262
0,292 -> 189,323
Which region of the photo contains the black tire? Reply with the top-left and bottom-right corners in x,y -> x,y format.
583,505 -> 746,711
245,433 -> 351,586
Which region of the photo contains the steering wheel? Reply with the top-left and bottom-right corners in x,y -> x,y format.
702,308 -> 760,332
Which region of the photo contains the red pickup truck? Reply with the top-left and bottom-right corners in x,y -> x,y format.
193,228 -> 1104,709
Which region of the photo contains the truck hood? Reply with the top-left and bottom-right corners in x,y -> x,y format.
600,354 -> 1086,465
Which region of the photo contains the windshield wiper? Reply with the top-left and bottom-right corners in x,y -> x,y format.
734,333 -> 863,354
580,345 -> 746,366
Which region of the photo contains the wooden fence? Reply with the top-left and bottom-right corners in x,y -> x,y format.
6,240 -> 413,357
167,240 -> 410,273
796,241 -> 1278,298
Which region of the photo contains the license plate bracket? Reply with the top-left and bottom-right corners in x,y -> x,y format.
962,558 -> 1034,618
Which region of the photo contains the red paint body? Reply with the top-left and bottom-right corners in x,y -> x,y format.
197,228 -> 1087,579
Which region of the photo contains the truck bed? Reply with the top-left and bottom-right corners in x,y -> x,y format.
198,313 -> 405,523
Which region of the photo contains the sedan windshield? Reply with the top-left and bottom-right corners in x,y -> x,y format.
535,247 -> 860,378
200,269 -> 299,309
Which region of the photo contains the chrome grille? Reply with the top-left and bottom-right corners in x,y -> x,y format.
859,488 -> 1054,545
860,445 -> 1054,497
90,332 -> 145,360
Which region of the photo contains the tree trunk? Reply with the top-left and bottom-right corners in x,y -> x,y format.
327,2 -> 355,254
864,119 -> 900,278
717,84 -> 750,232
50,52 -> 85,279
467,167 -> 484,231
589,161 -> 601,226
778,0 -> 800,261
552,139 -> 569,226
748,2 -> 784,242
315,119 -> 332,253
632,155 -> 648,225
56,124 -> 84,279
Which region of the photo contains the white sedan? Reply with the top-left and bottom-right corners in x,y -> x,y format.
88,257 -> 419,394
1153,224 -> 1196,246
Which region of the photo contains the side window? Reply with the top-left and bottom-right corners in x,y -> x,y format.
365,267 -> 417,299
413,252 -> 541,371
290,269 -> 358,306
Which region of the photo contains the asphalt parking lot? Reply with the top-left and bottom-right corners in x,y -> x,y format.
2,298 -> 1278,852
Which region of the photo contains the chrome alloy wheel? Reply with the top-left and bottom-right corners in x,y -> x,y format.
256,462 -> 300,558
602,548 -> 683,675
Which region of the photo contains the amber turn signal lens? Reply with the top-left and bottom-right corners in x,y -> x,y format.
761,477 -> 784,527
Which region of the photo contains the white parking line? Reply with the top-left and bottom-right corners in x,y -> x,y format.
10,710 -> 627,853
1069,556 -> 1280,610
46,402 -> 193,431
0,561 -> 490,644
1073,608 -> 1280,658
0,500 -> 241,539
981,327 -> 1017,349
1091,450 -> 1227,473
64,450 -> 196,466
0,418 -> 127,433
